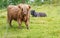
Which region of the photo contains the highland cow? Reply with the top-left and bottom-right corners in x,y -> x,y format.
7,4 -> 31,29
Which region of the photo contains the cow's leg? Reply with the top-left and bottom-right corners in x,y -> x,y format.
10,19 -> 12,27
17,19 -> 22,29
7,14 -> 12,27
25,20 -> 29,29
8,18 -> 12,27
7,15 -> 12,27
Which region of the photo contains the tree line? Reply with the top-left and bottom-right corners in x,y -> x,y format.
0,0 -> 60,8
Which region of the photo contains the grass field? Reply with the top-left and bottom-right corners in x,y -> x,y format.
0,5 -> 60,38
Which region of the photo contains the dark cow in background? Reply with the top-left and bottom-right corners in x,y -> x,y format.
30,10 -> 47,17
7,4 -> 31,29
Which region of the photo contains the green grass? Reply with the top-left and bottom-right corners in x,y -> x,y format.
0,5 -> 60,38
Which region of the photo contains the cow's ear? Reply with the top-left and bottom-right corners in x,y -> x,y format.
18,5 -> 21,9
28,5 -> 31,9
27,5 -> 31,11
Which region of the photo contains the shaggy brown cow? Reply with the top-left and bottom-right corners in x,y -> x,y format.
7,4 -> 31,29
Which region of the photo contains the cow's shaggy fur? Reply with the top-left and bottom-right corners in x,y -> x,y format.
7,4 -> 31,29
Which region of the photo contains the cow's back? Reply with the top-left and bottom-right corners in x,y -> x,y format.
7,5 -> 21,21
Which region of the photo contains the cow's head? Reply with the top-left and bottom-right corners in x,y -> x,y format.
18,4 -> 31,16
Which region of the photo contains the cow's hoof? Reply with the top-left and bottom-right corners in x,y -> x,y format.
18,26 -> 22,29
27,27 -> 29,30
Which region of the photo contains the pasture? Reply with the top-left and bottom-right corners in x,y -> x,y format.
0,5 -> 60,38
